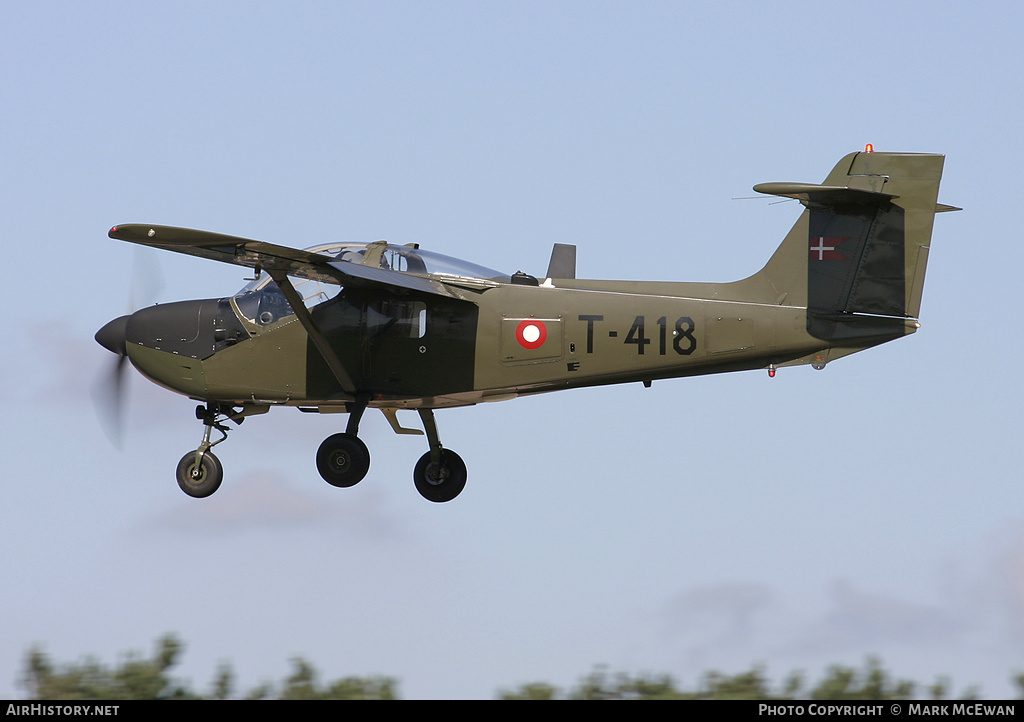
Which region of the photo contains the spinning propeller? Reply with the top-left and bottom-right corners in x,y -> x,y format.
93,314 -> 131,448
93,249 -> 164,448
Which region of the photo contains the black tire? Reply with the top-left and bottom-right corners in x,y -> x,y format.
316,433 -> 371,488
413,449 -> 467,503
176,451 -> 223,498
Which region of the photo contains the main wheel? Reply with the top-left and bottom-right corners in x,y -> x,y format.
413,449 -> 467,503
176,450 -> 223,498
316,433 -> 371,488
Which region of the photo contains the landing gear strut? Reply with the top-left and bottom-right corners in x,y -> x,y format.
175,402 -> 238,498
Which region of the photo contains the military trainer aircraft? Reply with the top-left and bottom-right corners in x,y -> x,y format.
95,149 -> 955,502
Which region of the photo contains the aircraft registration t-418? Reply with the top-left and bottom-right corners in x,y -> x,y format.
95,150 -> 956,502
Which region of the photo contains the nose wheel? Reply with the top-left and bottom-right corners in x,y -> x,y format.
176,450 -> 223,498
173,402 -> 245,498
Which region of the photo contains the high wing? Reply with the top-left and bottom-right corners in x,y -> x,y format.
108,224 -> 463,298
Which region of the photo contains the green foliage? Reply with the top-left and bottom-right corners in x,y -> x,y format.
20,636 -> 396,701
21,634 -> 194,700
566,666 -> 684,700
209,662 -> 234,700
500,660 -> 983,701
808,657 -> 915,700
275,658 -> 397,700
17,635 -> 997,700
498,682 -> 560,700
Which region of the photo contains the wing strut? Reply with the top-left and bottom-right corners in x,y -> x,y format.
267,270 -> 357,397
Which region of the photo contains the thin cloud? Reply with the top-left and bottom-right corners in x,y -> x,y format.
148,471 -> 407,541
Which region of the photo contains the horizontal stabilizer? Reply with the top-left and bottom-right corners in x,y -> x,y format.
753,183 -> 896,208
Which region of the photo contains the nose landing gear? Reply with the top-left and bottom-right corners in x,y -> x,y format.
174,402 -> 246,498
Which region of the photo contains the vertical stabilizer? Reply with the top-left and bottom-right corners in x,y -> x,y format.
753,151 -> 948,342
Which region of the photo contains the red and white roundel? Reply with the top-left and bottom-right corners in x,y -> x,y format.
515,319 -> 547,350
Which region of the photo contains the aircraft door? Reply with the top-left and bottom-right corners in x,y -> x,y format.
363,297 -> 477,397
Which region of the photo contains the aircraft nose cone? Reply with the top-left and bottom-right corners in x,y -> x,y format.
95,315 -> 130,356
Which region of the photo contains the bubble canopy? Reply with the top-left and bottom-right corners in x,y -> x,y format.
371,244 -> 507,282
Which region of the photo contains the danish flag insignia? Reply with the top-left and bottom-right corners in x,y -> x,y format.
809,236 -> 849,261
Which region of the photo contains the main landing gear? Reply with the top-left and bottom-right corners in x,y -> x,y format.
313,402 -> 467,503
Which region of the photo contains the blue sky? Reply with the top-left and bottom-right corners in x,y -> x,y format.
2,1 -> 1022,699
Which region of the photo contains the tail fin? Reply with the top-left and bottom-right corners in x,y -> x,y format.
753,151 -> 953,342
